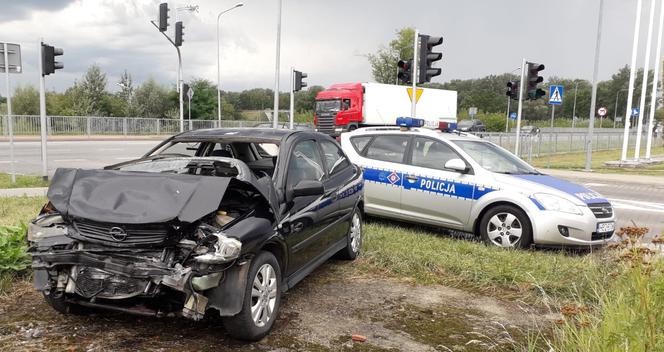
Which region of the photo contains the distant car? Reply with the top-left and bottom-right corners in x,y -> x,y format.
457,119 -> 486,132
340,124 -> 615,249
520,125 -> 540,135
28,128 -> 363,341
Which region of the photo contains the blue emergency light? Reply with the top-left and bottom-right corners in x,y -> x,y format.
396,117 -> 424,128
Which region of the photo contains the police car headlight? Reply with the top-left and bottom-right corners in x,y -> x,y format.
532,193 -> 583,215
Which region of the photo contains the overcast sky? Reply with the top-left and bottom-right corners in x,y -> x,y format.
0,0 -> 658,94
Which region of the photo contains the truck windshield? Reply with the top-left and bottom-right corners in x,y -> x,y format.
315,100 -> 341,113
454,140 -> 538,175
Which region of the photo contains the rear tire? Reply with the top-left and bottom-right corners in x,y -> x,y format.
222,251 -> 281,341
43,292 -> 91,315
479,205 -> 532,249
337,209 -> 362,260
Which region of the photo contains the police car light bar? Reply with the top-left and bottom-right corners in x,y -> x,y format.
439,121 -> 458,132
396,117 -> 425,128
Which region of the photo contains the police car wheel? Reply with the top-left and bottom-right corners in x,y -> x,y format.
479,205 -> 532,249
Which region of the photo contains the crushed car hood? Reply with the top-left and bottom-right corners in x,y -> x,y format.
49,168 -> 233,224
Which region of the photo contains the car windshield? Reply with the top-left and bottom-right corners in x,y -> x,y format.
454,140 -> 538,175
315,100 -> 341,113
458,120 -> 474,127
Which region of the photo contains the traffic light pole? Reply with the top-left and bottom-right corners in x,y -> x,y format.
3,43 -> 15,184
289,67 -> 294,130
514,58 -> 526,156
411,29 -> 419,118
151,20 -> 184,132
505,96 -> 510,133
38,41 -> 49,181
646,0 -> 664,160
272,0 -> 283,129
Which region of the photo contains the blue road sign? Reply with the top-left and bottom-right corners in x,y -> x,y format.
548,85 -> 564,105
631,107 -> 640,116
509,112 -> 517,120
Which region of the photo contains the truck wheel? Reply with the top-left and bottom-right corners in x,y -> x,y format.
336,209 -> 362,260
222,251 -> 281,341
43,292 -> 91,315
479,205 -> 532,249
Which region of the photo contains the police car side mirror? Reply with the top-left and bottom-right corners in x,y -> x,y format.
445,159 -> 468,173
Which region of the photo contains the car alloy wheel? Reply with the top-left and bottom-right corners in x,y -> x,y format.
251,263 -> 278,328
486,212 -> 523,248
350,212 -> 362,254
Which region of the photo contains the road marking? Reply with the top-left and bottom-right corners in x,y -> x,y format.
98,148 -> 124,151
53,159 -> 88,162
0,161 -> 14,164
609,198 -> 664,214
584,182 -> 609,187
114,157 -> 139,160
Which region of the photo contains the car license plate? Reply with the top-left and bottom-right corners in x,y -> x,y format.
597,222 -> 615,233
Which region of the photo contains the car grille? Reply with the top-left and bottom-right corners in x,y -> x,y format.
73,219 -> 170,246
591,231 -> 614,241
316,113 -> 336,135
588,202 -> 613,219
75,266 -> 149,299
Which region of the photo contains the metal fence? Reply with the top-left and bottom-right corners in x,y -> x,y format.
0,115 -> 647,159
0,115 -> 266,136
479,130 -> 645,160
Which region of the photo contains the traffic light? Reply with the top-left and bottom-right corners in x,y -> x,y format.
182,83 -> 189,95
41,43 -> 63,76
159,3 -> 169,32
418,34 -> 443,84
526,62 -> 545,100
175,21 -> 184,47
294,70 -> 307,91
397,59 -> 412,84
506,81 -> 519,100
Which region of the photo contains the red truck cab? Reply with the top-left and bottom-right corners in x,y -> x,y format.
314,83 -> 363,136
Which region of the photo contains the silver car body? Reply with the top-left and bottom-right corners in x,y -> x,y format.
340,127 -> 615,247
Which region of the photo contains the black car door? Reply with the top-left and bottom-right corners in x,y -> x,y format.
282,139 -> 330,276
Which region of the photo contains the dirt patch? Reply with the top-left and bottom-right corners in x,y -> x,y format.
0,262 -> 554,351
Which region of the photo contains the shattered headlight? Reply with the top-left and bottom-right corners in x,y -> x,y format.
532,193 -> 583,215
194,231 -> 242,264
27,214 -> 67,242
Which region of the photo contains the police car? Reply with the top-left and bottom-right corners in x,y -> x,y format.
339,118 -> 615,248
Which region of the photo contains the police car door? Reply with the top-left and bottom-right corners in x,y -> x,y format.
358,134 -> 411,219
400,137 -> 474,228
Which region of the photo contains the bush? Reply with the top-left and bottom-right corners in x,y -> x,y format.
0,225 -> 30,294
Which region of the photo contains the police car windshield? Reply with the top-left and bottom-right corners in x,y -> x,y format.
454,140 -> 538,175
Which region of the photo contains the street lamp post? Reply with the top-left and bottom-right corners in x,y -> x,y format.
216,3 -> 244,125
614,88 -> 628,128
273,0 -> 283,128
571,81 -> 579,127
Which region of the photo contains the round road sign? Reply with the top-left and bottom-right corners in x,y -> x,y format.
597,107 -> 607,117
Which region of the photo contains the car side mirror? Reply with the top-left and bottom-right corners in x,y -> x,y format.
292,180 -> 324,198
445,158 -> 469,173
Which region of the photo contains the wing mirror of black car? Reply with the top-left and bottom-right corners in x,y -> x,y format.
445,158 -> 469,173
292,180 -> 324,198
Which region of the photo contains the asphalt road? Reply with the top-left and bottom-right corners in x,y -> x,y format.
0,140 -> 161,175
2,140 -> 663,238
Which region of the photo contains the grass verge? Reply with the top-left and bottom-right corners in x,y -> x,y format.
531,146 -> 664,175
0,196 -> 47,226
0,173 -> 49,189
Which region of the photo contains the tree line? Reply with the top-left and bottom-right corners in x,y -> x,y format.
0,64 -> 324,122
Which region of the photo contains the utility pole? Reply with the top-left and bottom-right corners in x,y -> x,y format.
272,0 -> 283,128
622,0 -> 643,161
38,42 -> 48,180
216,3 -> 244,124
514,58 -> 526,155
505,96 -> 511,133
289,67 -> 294,129
2,43 -> 15,184
646,0 -> 664,159
585,0 -> 604,171
411,29 -> 419,118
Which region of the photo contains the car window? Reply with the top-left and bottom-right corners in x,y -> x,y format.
454,140 -> 536,174
365,135 -> 409,163
411,137 -> 459,171
156,141 -> 203,156
287,140 -> 325,188
320,140 -> 350,175
350,136 -> 372,154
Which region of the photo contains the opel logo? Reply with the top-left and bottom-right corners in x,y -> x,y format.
109,227 -> 128,242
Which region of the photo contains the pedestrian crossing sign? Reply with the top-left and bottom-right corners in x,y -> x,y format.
548,85 -> 563,105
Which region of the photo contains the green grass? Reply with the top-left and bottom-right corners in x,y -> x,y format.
0,173 -> 49,189
360,220 -> 612,305
0,196 -> 46,227
531,146 -> 664,175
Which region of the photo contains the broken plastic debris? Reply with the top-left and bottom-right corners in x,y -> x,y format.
351,334 -> 367,342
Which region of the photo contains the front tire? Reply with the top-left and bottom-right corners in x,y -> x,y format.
43,292 -> 91,315
479,205 -> 532,249
222,251 -> 281,341
337,209 -> 362,260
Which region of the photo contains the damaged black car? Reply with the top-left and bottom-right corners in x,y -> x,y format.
28,128 -> 363,341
